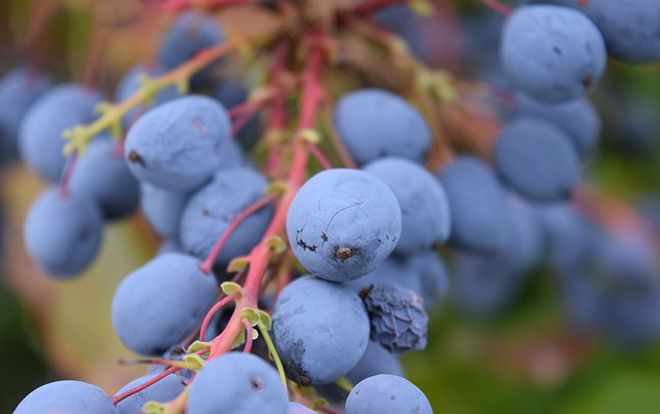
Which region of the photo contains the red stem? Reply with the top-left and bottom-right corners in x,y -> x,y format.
59,152 -> 78,197
479,0 -> 512,16
198,294 -> 238,341
198,195 -> 276,274
307,142 -> 333,170
242,319 -> 253,353
112,366 -> 177,405
207,44 -> 325,358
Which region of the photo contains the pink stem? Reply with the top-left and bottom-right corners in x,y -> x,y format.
112,366 -> 177,405
59,152 -> 78,197
198,195 -> 276,274
307,142 -> 333,170
242,319 -> 253,353
479,0 -> 513,15
199,294 -> 238,341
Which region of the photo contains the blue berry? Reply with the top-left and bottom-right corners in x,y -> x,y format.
140,183 -> 190,239
494,117 -> 581,201
111,253 -> 218,356
334,89 -> 431,165
24,188 -> 103,277
70,137 -> 140,220
186,352 -> 288,414
584,0 -> 660,63
273,276 -> 370,385
158,11 -> 225,85
501,5 -> 606,102
19,83 -> 102,182
115,64 -> 180,127
288,402 -> 316,413
0,66 -> 51,155
516,94 -> 600,157
124,95 -> 231,192
362,284 -> 428,354
345,374 -> 432,414
437,156 -> 509,252
286,169 -> 402,282
409,252 -> 450,310
363,157 -> 451,255
13,380 -> 117,414
213,79 -> 260,148
538,203 -> 597,272
347,341 -> 404,385
347,255 -> 423,296
179,167 -> 273,266
115,373 -> 185,414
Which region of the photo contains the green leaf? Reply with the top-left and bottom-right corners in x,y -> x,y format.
257,310 -> 273,331
186,341 -> 210,353
300,128 -> 321,144
408,0 -> 433,16
221,281 -> 243,296
141,401 -> 165,414
227,257 -> 249,274
266,236 -> 287,255
232,330 -> 246,349
182,353 -> 206,371
266,181 -> 288,197
242,307 -> 261,326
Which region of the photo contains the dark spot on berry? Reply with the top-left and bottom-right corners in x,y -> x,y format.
335,247 -> 353,260
321,232 -> 328,242
296,228 -> 317,252
582,76 -> 593,88
202,208 -> 210,216
127,150 -> 146,166
250,377 -> 263,390
553,46 -> 562,55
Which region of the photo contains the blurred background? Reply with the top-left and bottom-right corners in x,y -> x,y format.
1,0 -> 660,413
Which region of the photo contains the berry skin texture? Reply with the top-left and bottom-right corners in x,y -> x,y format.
186,352 -> 288,414
140,183 -> 190,239
494,117 -> 581,201
584,0 -> 660,63
334,89 -> 431,165
288,402 -> 317,413
158,11 -> 225,85
111,253 -> 218,356
345,374 -> 433,414
124,95 -> 232,193
70,137 -> 140,220
179,167 -> 273,266
363,157 -> 451,255
24,187 -> 103,277
347,341 -> 404,385
347,255 -> 423,297
516,94 -> 601,158
115,373 -> 185,414
501,5 -> 606,102
115,64 -> 180,127
19,83 -> 102,182
438,156 -> 510,252
273,276 -> 370,385
286,169 -> 402,282
13,380 -> 118,414
0,66 -> 51,153
410,252 -> 450,310
362,284 -> 429,354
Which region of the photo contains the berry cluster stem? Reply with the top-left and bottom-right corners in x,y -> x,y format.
63,37 -> 257,154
